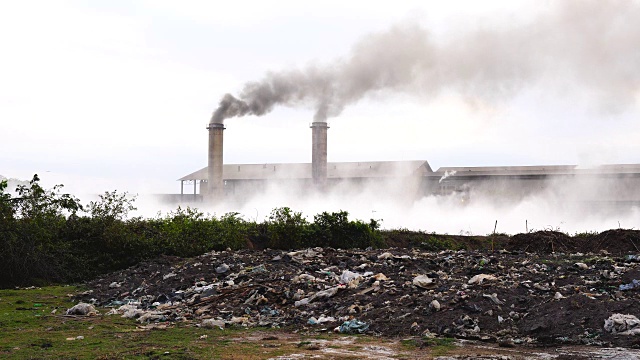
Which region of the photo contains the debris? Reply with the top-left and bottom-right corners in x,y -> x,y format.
201,319 -> 225,329
66,303 -> 97,316
574,262 -> 589,270
468,274 -> 497,285
339,270 -> 363,285
604,314 -> 640,335
72,239 -> 640,347
483,293 -> 504,305
215,264 -> 230,274
413,275 -> 434,289
372,273 -> 389,281
337,319 -> 369,334
619,279 -> 640,291
162,273 -> 177,280
308,315 -> 336,325
625,255 -> 640,262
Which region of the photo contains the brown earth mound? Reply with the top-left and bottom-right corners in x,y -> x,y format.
75,230 -> 640,348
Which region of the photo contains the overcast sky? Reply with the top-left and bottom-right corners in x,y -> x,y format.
1,0 -> 639,195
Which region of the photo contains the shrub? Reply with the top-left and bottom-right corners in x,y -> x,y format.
0,175 -> 82,286
311,211 -> 385,249
266,207 -> 310,249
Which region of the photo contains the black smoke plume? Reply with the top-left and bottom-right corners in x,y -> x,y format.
211,1 -> 640,124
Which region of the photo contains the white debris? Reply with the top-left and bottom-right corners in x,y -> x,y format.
483,293 -> 504,305
339,270 -> 363,285
162,272 -> 177,280
215,264 -> 230,274
413,275 -> 434,289
372,273 -> 389,281
292,274 -> 316,283
66,303 -> 97,316
575,262 -> 589,270
468,274 -> 498,285
201,318 -> 226,329
604,314 -> 640,335
311,286 -> 340,300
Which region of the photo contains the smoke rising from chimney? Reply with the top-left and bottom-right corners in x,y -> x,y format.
210,1 -> 640,124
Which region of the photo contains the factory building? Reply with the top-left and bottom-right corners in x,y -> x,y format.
176,119 -> 640,207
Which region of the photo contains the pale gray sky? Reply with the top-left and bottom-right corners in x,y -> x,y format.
1,0 -> 639,195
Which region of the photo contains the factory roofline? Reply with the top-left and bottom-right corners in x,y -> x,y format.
180,161 -> 640,182
429,163 -> 640,177
179,160 -> 432,181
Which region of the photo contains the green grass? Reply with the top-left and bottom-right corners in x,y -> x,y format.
0,286 -> 466,359
424,337 -> 456,356
0,286 -> 287,359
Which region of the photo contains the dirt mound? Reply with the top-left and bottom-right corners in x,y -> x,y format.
75,239 -> 640,348
508,231 -> 576,253
590,229 -> 640,254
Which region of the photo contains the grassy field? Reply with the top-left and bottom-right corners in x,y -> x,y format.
0,286 -> 461,359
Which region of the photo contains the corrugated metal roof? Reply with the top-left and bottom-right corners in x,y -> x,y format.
430,164 -> 640,177
180,162 -> 640,181
431,165 -> 578,177
178,160 -> 432,181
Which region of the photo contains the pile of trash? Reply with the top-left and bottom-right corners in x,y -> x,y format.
74,242 -> 640,347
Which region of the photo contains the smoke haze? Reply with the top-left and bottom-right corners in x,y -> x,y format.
211,1 -> 640,124
144,175 -> 640,236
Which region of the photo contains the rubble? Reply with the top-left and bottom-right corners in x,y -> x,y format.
604,314 -> 640,335
66,303 -> 97,316
75,238 -> 640,347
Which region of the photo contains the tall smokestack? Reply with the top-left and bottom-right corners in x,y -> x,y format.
207,122 -> 225,200
311,122 -> 328,188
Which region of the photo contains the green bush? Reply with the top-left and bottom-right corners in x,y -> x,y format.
0,176 -> 387,287
266,207 -> 310,249
311,211 -> 385,249
0,175 -> 82,287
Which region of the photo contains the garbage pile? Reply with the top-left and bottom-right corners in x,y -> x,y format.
75,241 -> 640,347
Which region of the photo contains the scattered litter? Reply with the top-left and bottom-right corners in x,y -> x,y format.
337,319 -> 369,334
162,273 -> 177,280
201,319 -> 225,329
574,263 -> 589,270
66,303 -> 97,316
483,293 -> 504,305
413,275 -> 434,289
71,242 -> 640,347
307,315 -> 336,325
468,274 -> 497,285
339,270 -> 363,285
619,279 -> 640,291
215,264 -> 230,274
604,314 -> 640,335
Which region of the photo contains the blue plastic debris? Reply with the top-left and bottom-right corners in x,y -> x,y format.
619,279 -> 640,291
338,319 -> 369,334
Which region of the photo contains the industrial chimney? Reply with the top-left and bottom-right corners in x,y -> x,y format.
311,122 -> 329,188
207,122 -> 225,200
